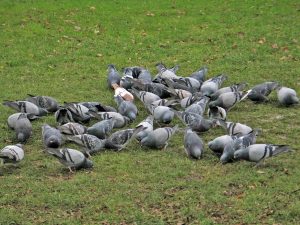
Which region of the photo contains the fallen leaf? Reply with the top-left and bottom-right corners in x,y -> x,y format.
146,11 -> 155,16
258,37 -> 266,44
74,26 -> 81,31
89,6 -> 96,11
271,44 -> 278,49
257,170 -> 265,174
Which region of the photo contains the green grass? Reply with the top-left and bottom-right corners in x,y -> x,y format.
0,0 -> 300,224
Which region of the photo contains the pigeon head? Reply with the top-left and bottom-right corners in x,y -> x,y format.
127,112 -> 137,121
47,136 -> 61,148
39,108 -> 49,116
83,158 -> 93,169
15,144 -> 24,149
220,153 -> 230,164
17,133 -> 28,143
234,148 -> 249,160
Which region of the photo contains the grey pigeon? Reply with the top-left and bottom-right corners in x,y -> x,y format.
216,120 -> 252,135
276,86 -> 299,106
209,91 -> 247,111
208,135 -> 235,155
151,99 -> 178,108
107,64 -> 121,89
131,87 -> 161,104
55,107 -> 74,125
57,122 -> 87,135
65,134 -> 106,157
78,102 -> 117,112
65,103 -> 90,123
135,116 -> 154,141
147,104 -> 174,124
174,111 -> 215,132
114,95 -> 138,121
3,100 -> 48,116
130,79 -> 170,98
88,111 -> 130,128
86,118 -> 115,139
26,94 -> 59,112
200,74 -> 227,96
184,128 -> 204,159
0,144 -> 24,164
234,144 -> 290,164
141,125 -> 178,149
7,113 -> 38,130
46,148 -> 93,172
211,83 -> 247,100
219,130 -> 260,164
245,81 -> 279,102
185,96 -> 210,115
189,66 -> 208,83
42,124 -> 62,149
123,66 -> 152,83
171,77 -> 202,93
105,125 -> 145,151
180,92 -> 203,108
154,62 -> 178,80
14,114 -> 32,143
208,106 -> 227,120
220,139 -> 236,164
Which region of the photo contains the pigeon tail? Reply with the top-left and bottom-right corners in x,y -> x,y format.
272,145 -> 290,156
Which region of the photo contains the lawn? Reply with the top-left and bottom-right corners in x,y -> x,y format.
0,0 -> 299,224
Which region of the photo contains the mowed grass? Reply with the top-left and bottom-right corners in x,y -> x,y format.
0,0 -> 300,224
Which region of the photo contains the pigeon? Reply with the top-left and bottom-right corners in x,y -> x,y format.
219,129 -> 261,163
180,92 -> 203,108
7,113 -> 38,130
140,125 -> 178,149
184,128 -> 204,159
78,102 -> 117,112
245,81 -> 279,102
165,87 -> 192,99
200,74 -> 227,96
131,87 -> 161,104
65,103 -> 90,123
135,116 -> 154,141
25,94 -> 59,112
0,144 -> 24,164
216,120 -> 253,135
130,79 -> 170,98
208,91 -> 248,111
147,104 -> 174,124
171,77 -> 202,93
123,66 -> 152,83
46,148 -> 93,172
57,122 -> 87,135
86,119 -> 115,139
220,140 -> 236,164
64,134 -> 106,157
88,111 -> 130,128
150,99 -> 178,108
42,124 -> 62,149
3,100 -> 48,116
234,144 -> 290,164
114,95 -> 138,121
208,106 -> 227,120
154,62 -> 178,80
104,125 -> 145,150
185,96 -> 210,115
208,134 -> 240,155
276,86 -> 299,106
174,111 -> 215,132
14,114 -> 32,143
107,64 -> 121,89
210,83 -> 247,100
189,66 -> 208,83
55,107 -> 74,125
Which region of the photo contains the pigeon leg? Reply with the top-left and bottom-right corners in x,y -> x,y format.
254,160 -> 265,168
68,167 -> 74,173
163,142 -> 169,150
0,159 -> 4,166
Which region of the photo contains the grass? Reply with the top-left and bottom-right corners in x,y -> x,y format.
0,0 -> 299,224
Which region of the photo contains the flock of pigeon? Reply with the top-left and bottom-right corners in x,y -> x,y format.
0,63 -> 299,172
